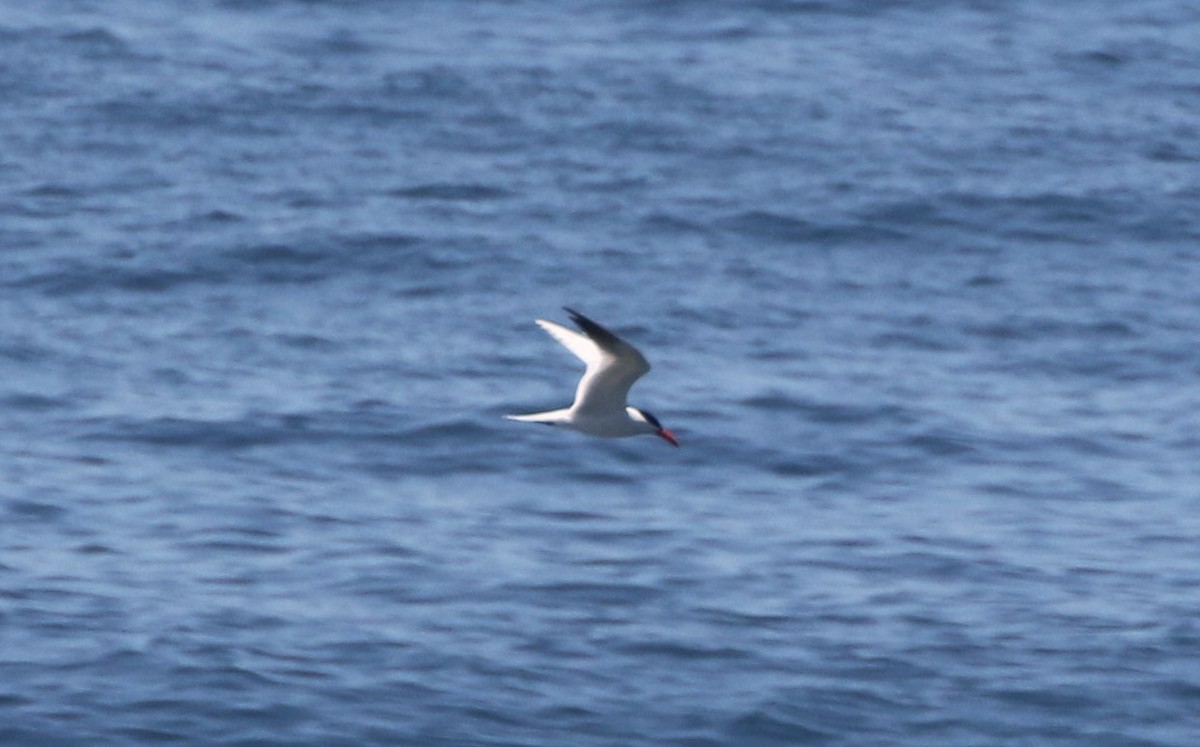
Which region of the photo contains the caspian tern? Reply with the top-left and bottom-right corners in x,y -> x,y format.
506,308 -> 679,446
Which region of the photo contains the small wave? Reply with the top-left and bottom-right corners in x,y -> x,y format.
382,66 -> 478,99
23,183 -> 83,199
1,393 -> 69,412
230,243 -> 327,268
6,499 -> 67,523
390,183 -> 512,201
12,260 -> 229,296
615,639 -> 752,661
766,456 -> 846,478
74,543 -> 117,555
222,234 -> 427,282
17,233 -> 442,296
901,430 -> 977,458
639,211 -> 710,235
504,581 -> 662,608
269,332 -> 339,351
403,418 -> 499,442
696,607 -> 795,629
186,538 -> 288,556
724,708 -> 832,745
720,209 -> 908,247
741,392 -> 913,426
933,191 -> 1125,242
199,209 -> 244,223
0,693 -> 32,708
965,273 -> 1005,287
280,28 -> 375,57
60,27 -> 142,60
87,415 -> 296,450
86,409 -> 497,456
518,508 -> 611,523
720,209 -> 814,243
869,331 -> 960,352
963,316 -> 1139,343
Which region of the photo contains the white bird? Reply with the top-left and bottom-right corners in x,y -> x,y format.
506,308 -> 679,446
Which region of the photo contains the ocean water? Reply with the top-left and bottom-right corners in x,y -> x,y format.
3,1 -> 1200,745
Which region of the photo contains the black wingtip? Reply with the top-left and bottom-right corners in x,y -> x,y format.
562,307 -> 620,347
561,307 -> 624,348
563,306 -> 590,328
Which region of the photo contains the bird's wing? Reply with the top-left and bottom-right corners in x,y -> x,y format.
535,319 -> 601,366
563,309 -> 650,415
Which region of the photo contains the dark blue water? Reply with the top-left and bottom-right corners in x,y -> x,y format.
4,1 -> 1200,745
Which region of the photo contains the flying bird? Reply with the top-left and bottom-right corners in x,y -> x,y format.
506,308 -> 679,446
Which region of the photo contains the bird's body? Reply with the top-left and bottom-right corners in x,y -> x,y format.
506,309 -> 678,446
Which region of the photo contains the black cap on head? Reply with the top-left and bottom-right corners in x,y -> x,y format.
636,408 -> 663,430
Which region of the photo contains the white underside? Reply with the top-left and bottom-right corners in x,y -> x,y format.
504,408 -> 652,438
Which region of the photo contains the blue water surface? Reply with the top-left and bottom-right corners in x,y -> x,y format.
3,1 -> 1200,745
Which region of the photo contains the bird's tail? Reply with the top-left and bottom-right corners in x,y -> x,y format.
504,408 -> 571,426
